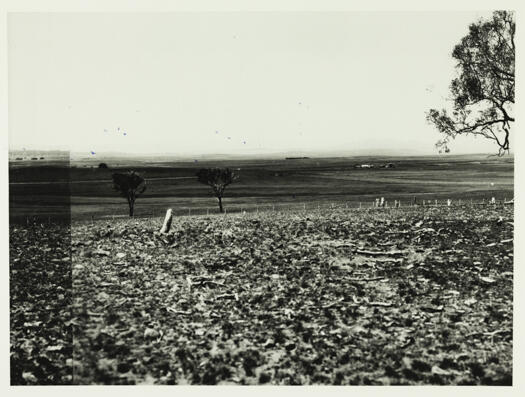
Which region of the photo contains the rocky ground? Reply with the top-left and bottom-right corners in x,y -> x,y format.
10,204 -> 513,384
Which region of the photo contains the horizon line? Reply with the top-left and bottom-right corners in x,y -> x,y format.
8,148 -> 513,159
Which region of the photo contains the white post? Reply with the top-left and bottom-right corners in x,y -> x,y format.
447,199 -> 451,207
160,208 -> 173,234
491,197 -> 496,205
435,199 -> 437,206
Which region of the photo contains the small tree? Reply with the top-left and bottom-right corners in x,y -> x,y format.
426,11 -> 514,155
112,171 -> 147,217
197,168 -> 237,213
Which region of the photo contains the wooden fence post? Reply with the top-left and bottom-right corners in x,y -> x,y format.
160,209 -> 173,234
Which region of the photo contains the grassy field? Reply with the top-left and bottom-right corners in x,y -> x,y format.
10,204 -> 513,385
9,154 -> 514,222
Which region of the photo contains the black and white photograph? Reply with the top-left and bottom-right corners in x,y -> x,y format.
3,0 -> 521,389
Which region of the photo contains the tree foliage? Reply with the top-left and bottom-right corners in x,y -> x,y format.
112,171 -> 147,217
427,11 -> 514,155
196,168 -> 237,213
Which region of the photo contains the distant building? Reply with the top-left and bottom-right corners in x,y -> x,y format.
15,157 -> 23,160
98,163 -> 109,169
285,157 -> 310,160
356,164 -> 373,168
39,157 -> 45,160
31,157 -> 38,160
383,163 -> 395,168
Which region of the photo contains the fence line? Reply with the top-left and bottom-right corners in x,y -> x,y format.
14,195 -> 507,224
131,195 -> 512,220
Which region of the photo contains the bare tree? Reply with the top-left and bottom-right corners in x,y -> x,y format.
426,11 -> 514,156
112,171 -> 147,217
196,168 -> 237,213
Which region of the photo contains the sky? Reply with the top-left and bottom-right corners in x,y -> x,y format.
7,11 -> 501,156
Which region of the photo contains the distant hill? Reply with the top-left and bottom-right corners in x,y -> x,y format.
10,148 -> 514,164
68,148 -> 508,162
9,150 -> 69,162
